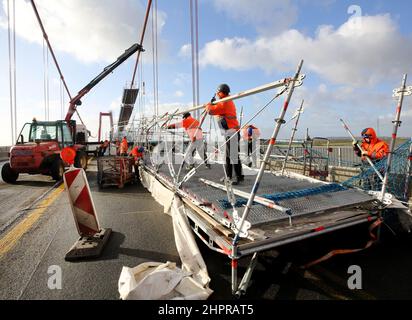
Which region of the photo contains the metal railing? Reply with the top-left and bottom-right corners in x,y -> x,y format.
260,143 -> 362,168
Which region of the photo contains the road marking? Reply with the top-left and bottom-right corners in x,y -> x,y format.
0,184 -> 64,258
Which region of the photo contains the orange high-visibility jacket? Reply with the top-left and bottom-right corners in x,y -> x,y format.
129,146 -> 143,160
360,128 -> 389,160
120,138 -> 128,154
168,116 -> 203,141
207,99 -> 240,130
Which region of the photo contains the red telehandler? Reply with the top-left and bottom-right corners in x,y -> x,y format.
2,43 -> 143,183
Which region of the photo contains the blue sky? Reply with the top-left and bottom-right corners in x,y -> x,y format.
1,0 -> 412,146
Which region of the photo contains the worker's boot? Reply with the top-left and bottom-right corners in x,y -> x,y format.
231,176 -> 239,185
205,163 -> 211,169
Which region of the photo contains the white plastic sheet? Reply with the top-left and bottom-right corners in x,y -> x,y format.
119,170 -> 213,300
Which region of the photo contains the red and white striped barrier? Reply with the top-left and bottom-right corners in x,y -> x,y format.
63,167 -> 100,236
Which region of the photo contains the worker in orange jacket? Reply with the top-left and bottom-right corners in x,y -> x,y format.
206,83 -> 243,184
165,112 -> 210,170
119,136 -> 129,156
129,146 -> 144,178
354,128 -> 389,162
242,124 -> 261,167
354,127 -> 389,190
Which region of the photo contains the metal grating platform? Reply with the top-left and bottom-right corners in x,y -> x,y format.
146,162 -> 374,227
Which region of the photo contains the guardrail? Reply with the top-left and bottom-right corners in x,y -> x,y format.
261,144 -> 362,167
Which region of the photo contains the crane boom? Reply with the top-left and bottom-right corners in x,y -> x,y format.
65,43 -> 144,122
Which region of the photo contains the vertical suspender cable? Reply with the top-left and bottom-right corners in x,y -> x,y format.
43,39 -> 47,120
155,0 -> 159,118
47,43 -> 50,120
7,0 -> 15,144
189,0 -> 196,113
195,0 -> 200,112
151,4 -> 156,117
29,0 -> 86,124
12,0 -> 17,141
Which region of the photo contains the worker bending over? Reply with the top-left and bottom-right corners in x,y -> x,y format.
129,146 -> 144,179
206,83 -> 244,185
165,112 -> 210,170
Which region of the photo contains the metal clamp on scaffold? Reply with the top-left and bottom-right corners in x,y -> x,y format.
393,85 -> 412,98
61,147 -> 112,261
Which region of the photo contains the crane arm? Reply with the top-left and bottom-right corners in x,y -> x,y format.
65,43 -> 144,122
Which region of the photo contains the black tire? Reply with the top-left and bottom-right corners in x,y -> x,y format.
51,159 -> 64,181
74,151 -> 88,170
1,162 -> 19,184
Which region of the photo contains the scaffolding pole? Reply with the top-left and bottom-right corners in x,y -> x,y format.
281,99 -> 304,175
230,60 -> 304,294
381,74 -> 410,201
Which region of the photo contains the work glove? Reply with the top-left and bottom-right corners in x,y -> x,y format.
210,95 -> 216,103
361,150 -> 368,157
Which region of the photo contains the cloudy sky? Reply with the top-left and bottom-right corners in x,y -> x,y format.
0,0 -> 412,146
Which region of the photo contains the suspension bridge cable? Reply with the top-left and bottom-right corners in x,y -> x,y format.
12,0 -> 17,141
189,0 -> 196,111
195,0 -> 200,107
155,0 -> 159,117
130,0 -> 152,87
30,0 -> 72,100
43,39 -> 48,120
7,0 -> 14,144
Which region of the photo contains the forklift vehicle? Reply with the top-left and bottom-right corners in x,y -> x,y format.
2,119 -> 87,183
1,43 -> 144,184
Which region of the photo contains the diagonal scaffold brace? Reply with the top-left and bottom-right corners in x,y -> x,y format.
281,99 -> 305,175
230,60 -> 304,296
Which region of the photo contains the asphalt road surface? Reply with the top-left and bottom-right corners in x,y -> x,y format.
0,161 -> 57,231
0,159 -> 412,300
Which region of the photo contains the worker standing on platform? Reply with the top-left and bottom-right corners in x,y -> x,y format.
98,140 -> 109,157
353,127 -> 389,189
115,139 -> 120,156
242,124 -> 261,167
120,136 -> 129,156
165,112 -> 210,170
206,83 -> 244,185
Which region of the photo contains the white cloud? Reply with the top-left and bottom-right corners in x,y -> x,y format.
285,83 -> 412,139
174,90 -> 184,98
178,43 -> 191,58
212,0 -> 298,36
0,0 -> 167,63
173,73 -> 191,86
200,14 -> 412,86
